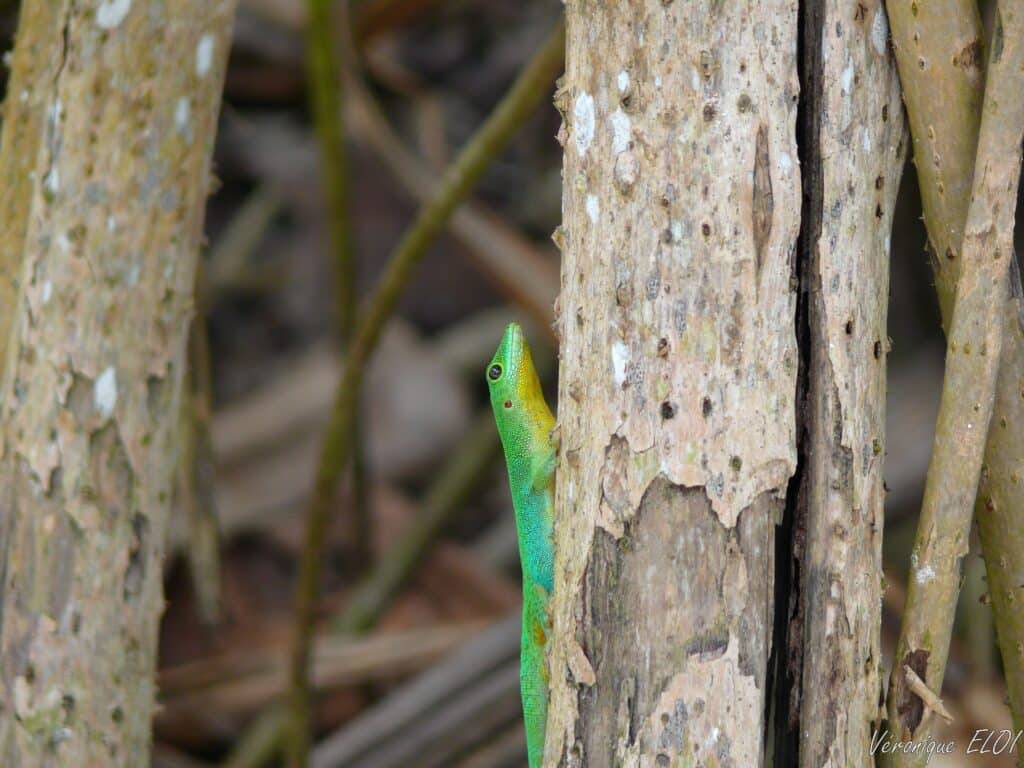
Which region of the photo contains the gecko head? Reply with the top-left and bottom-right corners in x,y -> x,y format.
486,322 -> 542,417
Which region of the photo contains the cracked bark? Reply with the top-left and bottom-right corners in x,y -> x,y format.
796,2 -> 906,767
0,0 -> 236,764
547,2 -> 801,764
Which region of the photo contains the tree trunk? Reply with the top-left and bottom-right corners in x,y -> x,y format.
796,2 -> 906,766
547,2 -> 801,764
0,1 -> 236,764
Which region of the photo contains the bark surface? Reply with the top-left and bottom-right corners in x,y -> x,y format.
548,2 -> 801,764
797,2 -> 906,766
0,1 -> 236,763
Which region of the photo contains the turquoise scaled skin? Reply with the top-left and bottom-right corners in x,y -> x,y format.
486,323 -> 556,768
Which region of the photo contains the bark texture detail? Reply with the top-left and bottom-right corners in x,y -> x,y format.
797,2 -> 906,766
0,1 -> 236,763
548,2 -> 801,764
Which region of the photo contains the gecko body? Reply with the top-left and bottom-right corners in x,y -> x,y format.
487,323 -> 555,768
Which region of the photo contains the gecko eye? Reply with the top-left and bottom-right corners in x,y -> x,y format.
488,364 -> 503,381
504,400 -> 513,409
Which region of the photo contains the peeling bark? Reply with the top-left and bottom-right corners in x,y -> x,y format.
0,1 -> 236,763
548,2 -> 801,764
796,2 -> 906,767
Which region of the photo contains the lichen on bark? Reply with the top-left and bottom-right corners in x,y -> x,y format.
548,1 -> 801,764
0,1 -> 237,763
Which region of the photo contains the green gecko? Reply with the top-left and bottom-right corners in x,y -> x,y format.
487,322 -> 556,768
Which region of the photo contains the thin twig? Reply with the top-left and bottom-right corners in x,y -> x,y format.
204,184 -> 284,301
284,21 -> 564,766
345,76 -> 560,338
884,2 -> 1024,762
161,622 -> 479,715
887,0 -> 1024,737
178,292 -> 222,625
228,410 -> 505,766
311,613 -> 519,767
333,410 -> 500,634
223,707 -> 288,768
902,666 -> 954,725
304,0 -> 372,573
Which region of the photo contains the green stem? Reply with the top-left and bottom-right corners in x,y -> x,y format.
225,413 -> 502,768
222,706 -> 288,768
180,272 -> 222,625
333,410 -> 500,634
284,20 -> 565,767
883,2 -> 1024,762
304,0 -> 372,572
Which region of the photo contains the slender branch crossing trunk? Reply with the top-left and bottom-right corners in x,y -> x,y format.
796,2 -> 906,766
884,3 -> 1024,760
547,2 -> 801,764
885,0 -> 1024,736
0,1 -> 236,763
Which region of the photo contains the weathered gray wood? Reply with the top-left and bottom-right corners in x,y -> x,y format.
547,2 -> 801,764
797,1 -> 906,766
0,1 -> 236,763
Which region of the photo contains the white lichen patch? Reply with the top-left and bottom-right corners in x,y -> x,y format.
41,281 -> 52,305
573,92 -> 595,157
871,9 -> 889,56
44,168 -> 60,196
862,128 -> 872,152
610,107 -> 631,155
94,367 -> 118,419
195,33 -> 215,77
617,70 -> 630,93
611,341 -> 629,387
840,60 -> 855,94
915,564 -> 936,585
174,97 -> 191,133
585,194 -> 600,225
96,0 -> 132,29
48,98 -> 63,126
779,152 -> 793,174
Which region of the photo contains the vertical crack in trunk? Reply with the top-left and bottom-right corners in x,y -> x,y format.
766,2 -> 823,762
